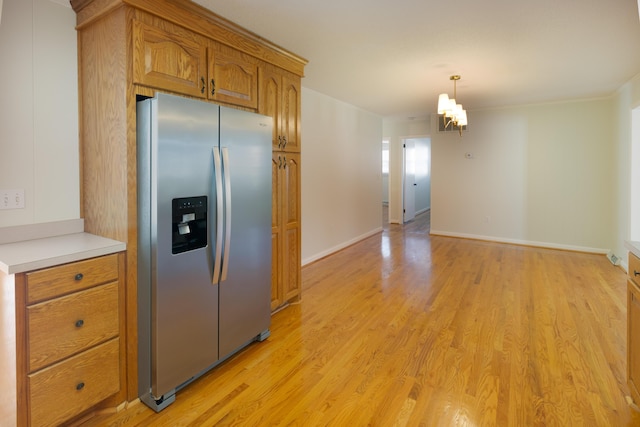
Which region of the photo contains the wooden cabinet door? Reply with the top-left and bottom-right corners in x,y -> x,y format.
209,42 -> 258,109
282,153 -> 301,301
271,153 -> 283,310
629,278 -> 640,405
280,73 -> 301,152
133,20 -> 207,98
259,66 -> 301,152
270,152 -> 300,310
260,66 -> 283,150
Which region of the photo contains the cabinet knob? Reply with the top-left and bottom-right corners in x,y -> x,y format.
282,136 -> 287,149
211,79 -> 215,95
200,77 -> 205,94
74,273 -> 84,281
76,382 -> 85,391
634,270 -> 640,277
75,319 -> 84,328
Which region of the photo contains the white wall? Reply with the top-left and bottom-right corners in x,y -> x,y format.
0,0 -> 78,227
301,88 -> 383,264
430,98 -> 616,253
2,0 -> 638,265
613,74 -> 640,267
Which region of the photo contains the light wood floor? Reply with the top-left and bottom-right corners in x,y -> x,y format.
83,210 -> 640,426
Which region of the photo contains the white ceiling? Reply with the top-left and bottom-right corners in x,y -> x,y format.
193,0 -> 640,119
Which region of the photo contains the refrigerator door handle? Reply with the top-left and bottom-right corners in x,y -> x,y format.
221,147 -> 232,282
212,148 -> 224,283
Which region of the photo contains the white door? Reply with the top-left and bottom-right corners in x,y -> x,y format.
403,140 -> 416,223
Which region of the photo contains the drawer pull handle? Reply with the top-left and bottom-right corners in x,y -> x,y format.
635,270 -> 640,277
75,319 -> 84,328
74,273 -> 84,281
76,382 -> 85,391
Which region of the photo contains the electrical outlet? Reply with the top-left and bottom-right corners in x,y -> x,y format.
0,189 -> 24,210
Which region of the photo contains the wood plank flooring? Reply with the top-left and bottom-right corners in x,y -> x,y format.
82,210 -> 640,426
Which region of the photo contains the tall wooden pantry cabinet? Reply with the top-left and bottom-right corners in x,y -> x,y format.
70,0 -> 306,414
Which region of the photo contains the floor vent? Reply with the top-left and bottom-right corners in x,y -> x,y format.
607,251 -> 620,266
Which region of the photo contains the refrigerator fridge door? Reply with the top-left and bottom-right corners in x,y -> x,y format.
217,106 -> 272,357
138,93 -> 221,401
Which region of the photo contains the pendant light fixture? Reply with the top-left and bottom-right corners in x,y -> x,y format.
437,75 -> 467,136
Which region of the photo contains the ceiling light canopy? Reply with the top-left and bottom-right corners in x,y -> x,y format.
437,75 -> 467,136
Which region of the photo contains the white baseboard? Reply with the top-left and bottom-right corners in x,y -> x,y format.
429,229 -> 610,255
302,227 -> 383,266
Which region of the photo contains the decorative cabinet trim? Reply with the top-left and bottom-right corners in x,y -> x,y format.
71,0 -> 307,77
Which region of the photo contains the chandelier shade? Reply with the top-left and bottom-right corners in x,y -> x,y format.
437,75 -> 467,135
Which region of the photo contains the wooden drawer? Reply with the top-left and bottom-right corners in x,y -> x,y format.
27,282 -> 119,371
630,252 -> 640,286
28,338 -> 120,427
25,254 -> 118,303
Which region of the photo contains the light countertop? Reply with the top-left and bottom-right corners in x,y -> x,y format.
0,219 -> 125,274
625,241 -> 640,260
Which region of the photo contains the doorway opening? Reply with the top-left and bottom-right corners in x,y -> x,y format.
402,137 -> 431,223
382,139 -> 390,226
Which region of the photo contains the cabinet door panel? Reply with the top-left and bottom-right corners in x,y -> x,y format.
271,232 -> 282,310
282,154 -> 300,302
283,226 -> 300,301
283,154 -> 300,228
133,20 -> 207,98
209,43 -> 258,108
260,68 -> 282,150
271,153 -> 283,310
281,75 -> 301,152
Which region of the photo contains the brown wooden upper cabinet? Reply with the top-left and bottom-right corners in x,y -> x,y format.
259,64 -> 301,152
209,42 -> 258,109
133,19 -> 258,109
133,19 -> 208,98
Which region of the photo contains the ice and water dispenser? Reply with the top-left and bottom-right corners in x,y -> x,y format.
172,196 -> 208,254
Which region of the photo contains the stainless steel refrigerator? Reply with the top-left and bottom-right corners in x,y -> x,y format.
136,92 -> 272,411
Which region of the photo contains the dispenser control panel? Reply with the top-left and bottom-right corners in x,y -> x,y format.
171,196 -> 208,254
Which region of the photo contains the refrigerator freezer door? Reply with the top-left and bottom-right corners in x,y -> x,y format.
147,93 -> 221,398
218,106 -> 272,357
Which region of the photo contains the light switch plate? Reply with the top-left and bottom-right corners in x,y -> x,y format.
0,189 -> 25,210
